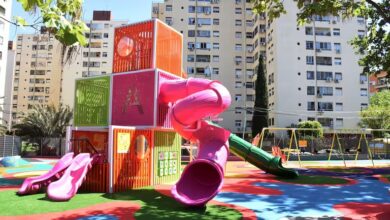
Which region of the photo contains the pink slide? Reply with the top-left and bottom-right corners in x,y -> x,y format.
18,152 -> 74,195
46,153 -> 93,201
159,78 -> 232,206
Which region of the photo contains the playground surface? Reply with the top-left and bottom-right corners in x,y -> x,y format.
0,158 -> 389,220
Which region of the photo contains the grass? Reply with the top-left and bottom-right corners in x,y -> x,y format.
277,175 -> 350,185
0,188 -> 242,219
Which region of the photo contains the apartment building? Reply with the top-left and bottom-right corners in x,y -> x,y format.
266,0 -> 368,129
3,41 -> 15,130
0,0 -> 12,126
369,71 -> 389,95
61,11 -> 128,109
11,30 -> 63,125
152,0 -> 266,137
153,0 -> 368,132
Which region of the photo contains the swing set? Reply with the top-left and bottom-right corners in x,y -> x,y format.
254,128 -> 390,167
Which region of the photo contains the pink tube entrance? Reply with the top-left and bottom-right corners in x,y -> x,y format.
159,78 -> 231,206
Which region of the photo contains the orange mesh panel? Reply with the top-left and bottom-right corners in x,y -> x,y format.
113,128 -> 153,192
71,131 -> 109,193
113,21 -> 154,73
156,20 -> 183,77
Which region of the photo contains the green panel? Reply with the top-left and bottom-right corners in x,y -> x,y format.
74,76 -> 110,126
153,131 -> 181,185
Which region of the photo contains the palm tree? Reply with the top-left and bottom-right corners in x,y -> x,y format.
13,105 -> 73,138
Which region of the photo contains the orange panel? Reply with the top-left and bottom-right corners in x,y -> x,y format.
113,21 -> 154,73
112,128 -> 153,192
71,130 -> 109,193
156,20 -> 183,78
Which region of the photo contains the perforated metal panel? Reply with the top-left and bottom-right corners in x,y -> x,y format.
74,76 -> 110,126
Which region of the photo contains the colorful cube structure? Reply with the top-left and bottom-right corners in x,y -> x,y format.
67,19 -> 184,193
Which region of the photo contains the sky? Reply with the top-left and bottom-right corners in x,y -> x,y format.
9,0 -> 161,40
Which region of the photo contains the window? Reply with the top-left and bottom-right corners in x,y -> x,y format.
334,43 -> 341,53
166,5 -> 172,11
335,103 -> 343,111
235,20 -> 242,26
212,68 -> 219,75
358,30 -> 365,39
335,87 -> 343,96
318,102 -> 333,111
307,102 -> 315,111
246,95 -> 254,101
306,56 -> 314,65
316,56 -> 332,66
333,28 -> 340,36
196,55 -> 210,62
235,107 -> 242,114
317,87 -> 333,96
212,55 -> 219,62
187,55 -> 195,62
307,71 -> 315,80
235,94 -> 242,101
335,72 -> 342,81
307,86 -> 315,95
305,27 -> 313,35
335,118 -> 343,127
235,32 -> 242,39
361,103 -> 368,110
235,8 -> 242,14
235,44 -> 242,51
213,19 -> 219,25
213,7 -> 220,13
306,41 -> 314,50
235,81 -> 242,88
360,88 -> 368,96
315,28 -> 331,36
235,69 -> 242,78
213,31 -> 220,37
104,33 -> 109,38
334,57 -> 342,65
235,120 -> 242,127
166,17 -> 173,25
316,42 -> 332,51
213,43 -> 220,49
187,67 -> 195,74
246,82 -> 254,89
317,71 -> 333,80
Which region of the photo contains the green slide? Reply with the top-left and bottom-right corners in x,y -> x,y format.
229,133 -> 299,178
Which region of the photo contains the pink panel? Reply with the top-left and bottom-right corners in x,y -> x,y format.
157,71 -> 182,129
112,71 -> 156,126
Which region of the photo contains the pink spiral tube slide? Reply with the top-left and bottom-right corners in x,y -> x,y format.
159,78 -> 232,206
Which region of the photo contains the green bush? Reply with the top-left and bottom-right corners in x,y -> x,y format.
297,120 -> 323,139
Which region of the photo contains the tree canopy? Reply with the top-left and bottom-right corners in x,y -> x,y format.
252,0 -> 390,75
360,90 -> 390,131
13,105 -> 73,138
11,0 -> 89,46
252,55 -> 268,137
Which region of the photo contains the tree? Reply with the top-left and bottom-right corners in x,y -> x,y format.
0,0 -> 88,47
297,120 -> 323,139
360,90 -> 390,132
13,105 -> 73,138
252,0 -> 390,75
252,55 -> 268,137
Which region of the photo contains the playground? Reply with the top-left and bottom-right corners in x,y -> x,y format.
0,158 -> 389,219
0,18 -> 389,219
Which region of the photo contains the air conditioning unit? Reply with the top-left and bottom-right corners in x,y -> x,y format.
317,94 -> 323,98
360,80 -> 366,84
332,20 -> 337,24
334,79 -> 340,83
261,42 -> 266,46
326,77 -> 333,82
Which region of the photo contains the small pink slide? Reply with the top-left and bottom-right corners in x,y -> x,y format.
46,153 -> 94,201
18,152 -> 74,195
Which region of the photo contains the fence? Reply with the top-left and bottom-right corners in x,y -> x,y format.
0,136 -> 21,157
20,137 -> 66,157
